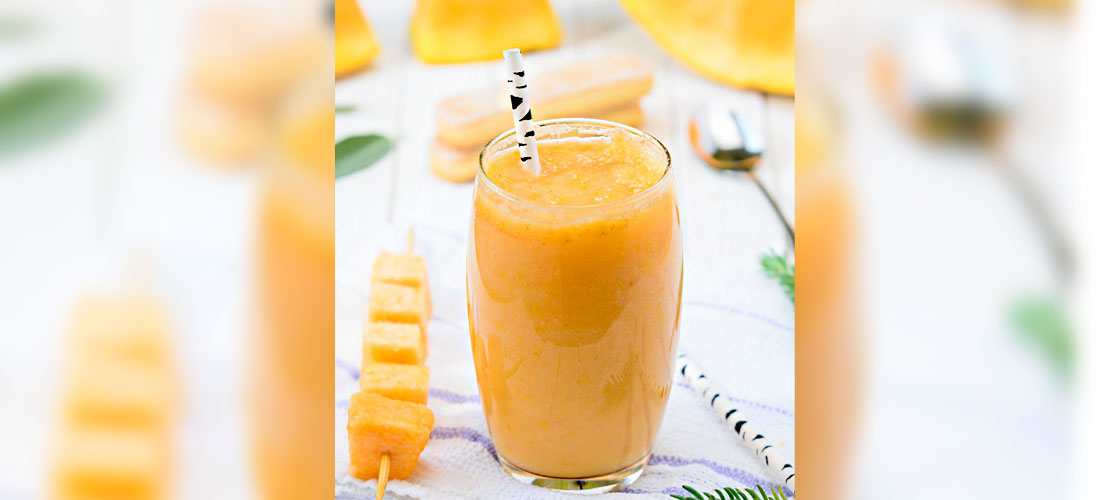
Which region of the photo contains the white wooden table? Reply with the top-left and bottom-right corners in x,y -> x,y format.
336,1 -> 795,498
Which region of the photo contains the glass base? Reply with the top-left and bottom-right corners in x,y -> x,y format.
498,453 -> 649,494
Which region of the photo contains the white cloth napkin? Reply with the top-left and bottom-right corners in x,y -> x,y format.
335,225 -> 794,500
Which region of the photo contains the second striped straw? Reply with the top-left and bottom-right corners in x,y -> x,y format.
676,352 -> 796,494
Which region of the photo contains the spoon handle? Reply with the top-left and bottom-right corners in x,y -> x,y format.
747,169 -> 795,245
994,154 -> 1074,287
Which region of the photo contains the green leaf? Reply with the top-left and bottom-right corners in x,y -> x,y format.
760,251 -> 794,302
0,69 -> 106,158
756,485 -> 768,499
682,485 -> 706,500
1010,295 -> 1074,383
335,104 -> 356,113
336,133 -> 391,178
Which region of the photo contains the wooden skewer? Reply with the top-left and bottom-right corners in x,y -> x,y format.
375,228 -> 413,500
376,454 -> 390,500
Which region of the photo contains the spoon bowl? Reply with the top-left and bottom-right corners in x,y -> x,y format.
688,105 -> 793,244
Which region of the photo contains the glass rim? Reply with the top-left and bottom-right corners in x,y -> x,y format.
476,118 -> 672,212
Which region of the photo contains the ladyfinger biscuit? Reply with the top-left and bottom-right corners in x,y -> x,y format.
436,54 -> 653,149
431,101 -> 645,183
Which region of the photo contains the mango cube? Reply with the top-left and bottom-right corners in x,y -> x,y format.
368,282 -> 429,332
373,251 -> 428,287
64,359 -> 174,428
364,321 -> 425,365
359,363 -> 430,404
69,293 -> 172,366
347,392 -> 434,480
372,251 -> 432,316
53,428 -> 168,499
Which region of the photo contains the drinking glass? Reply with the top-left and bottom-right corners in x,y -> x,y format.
467,119 -> 682,493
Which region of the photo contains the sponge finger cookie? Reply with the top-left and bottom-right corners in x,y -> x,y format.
436,54 -> 654,150
431,101 -> 645,183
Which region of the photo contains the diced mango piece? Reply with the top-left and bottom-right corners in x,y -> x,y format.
618,0 -> 794,95
372,251 -> 428,288
64,359 -> 174,429
359,363 -> 430,404
410,0 -> 563,63
373,251 -> 432,316
347,392 -> 434,480
69,293 -> 172,366
335,0 -> 380,77
364,321 -> 425,365
368,282 -> 429,332
53,428 -> 168,499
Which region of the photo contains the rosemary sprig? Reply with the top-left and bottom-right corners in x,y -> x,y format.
760,251 -> 794,303
670,484 -> 788,500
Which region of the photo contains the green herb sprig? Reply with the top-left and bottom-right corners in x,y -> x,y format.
670,484 -> 788,500
760,251 -> 794,303
336,133 -> 392,178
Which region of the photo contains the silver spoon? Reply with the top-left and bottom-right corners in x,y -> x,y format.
688,106 -> 794,244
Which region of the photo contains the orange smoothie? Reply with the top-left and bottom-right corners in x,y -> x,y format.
467,119 -> 682,487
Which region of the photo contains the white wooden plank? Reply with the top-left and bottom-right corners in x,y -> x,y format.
762,95 -> 796,226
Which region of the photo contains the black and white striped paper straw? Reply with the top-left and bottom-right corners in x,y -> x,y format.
502,48 -> 541,175
676,352 -> 795,493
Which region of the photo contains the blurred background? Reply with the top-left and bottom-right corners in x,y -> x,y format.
0,0 -> 332,499
798,0 -> 1097,498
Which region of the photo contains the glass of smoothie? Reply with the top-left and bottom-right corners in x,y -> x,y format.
467,118 -> 682,492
